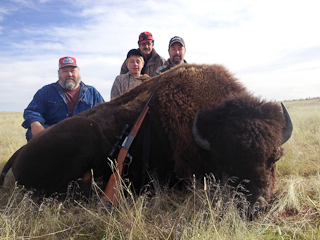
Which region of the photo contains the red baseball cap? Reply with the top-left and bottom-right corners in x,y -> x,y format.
138,32 -> 154,44
59,56 -> 77,69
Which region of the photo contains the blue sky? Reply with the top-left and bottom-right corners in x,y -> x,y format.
0,0 -> 319,112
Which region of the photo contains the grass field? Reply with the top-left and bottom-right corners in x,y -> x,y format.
0,98 -> 319,239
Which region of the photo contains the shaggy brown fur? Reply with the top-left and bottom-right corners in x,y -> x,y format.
193,95 -> 286,204
0,64 -> 290,207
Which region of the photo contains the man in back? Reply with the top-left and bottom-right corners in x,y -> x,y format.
23,56 -> 104,141
154,36 -> 187,75
120,31 -> 165,77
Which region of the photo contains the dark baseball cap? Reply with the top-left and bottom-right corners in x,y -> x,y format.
168,36 -> 185,48
126,49 -> 143,59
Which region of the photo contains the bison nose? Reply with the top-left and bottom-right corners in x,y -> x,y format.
250,196 -> 269,214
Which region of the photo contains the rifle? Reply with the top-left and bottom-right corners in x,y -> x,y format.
102,78 -> 160,206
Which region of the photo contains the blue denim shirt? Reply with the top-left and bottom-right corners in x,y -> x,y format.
22,81 -> 104,129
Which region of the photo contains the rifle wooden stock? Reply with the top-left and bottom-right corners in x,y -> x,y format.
102,148 -> 127,205
103,106 -> 150,206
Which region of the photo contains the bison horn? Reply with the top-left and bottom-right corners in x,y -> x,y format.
281,102 -> 293,145
192,110 -> 211,151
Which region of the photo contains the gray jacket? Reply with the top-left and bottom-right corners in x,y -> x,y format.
110,73 -> 150,99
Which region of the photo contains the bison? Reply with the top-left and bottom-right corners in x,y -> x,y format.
0,64 -> 292,209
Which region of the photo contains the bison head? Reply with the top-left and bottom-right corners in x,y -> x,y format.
192,95 -> 293,208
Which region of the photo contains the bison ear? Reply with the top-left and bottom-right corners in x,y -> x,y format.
281,102 -> 293,145
192,110 -> 211,151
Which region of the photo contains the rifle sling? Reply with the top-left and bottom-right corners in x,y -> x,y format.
140,112 -> 152,191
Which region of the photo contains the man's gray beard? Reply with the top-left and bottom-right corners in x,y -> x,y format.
59,77 -> 81,91
64,81 -> 76,90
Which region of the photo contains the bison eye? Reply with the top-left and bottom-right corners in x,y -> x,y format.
275,147 -> 284,162
268,147 -> 283,164
275,156 -> 281,162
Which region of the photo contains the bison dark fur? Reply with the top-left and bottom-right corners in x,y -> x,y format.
0,64 -> 292,208
193,95 -> 287,206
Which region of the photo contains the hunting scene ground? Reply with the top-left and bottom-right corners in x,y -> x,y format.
0,98 -> 319,239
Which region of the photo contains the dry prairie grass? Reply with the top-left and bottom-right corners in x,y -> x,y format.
0,98 -> 320,239
0,112 -> 26,165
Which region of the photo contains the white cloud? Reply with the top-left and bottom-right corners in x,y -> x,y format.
0,0 -> 319,111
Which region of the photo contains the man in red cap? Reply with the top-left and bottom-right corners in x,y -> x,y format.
120,31 -> 165,77
22,56 -> 105,141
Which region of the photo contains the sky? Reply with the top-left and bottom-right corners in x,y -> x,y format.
0,0 -> 319,112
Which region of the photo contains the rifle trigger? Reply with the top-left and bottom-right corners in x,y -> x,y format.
122,153 -> 133,177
